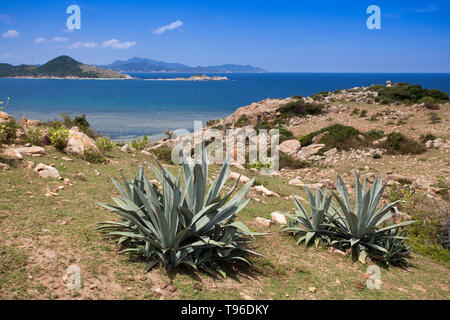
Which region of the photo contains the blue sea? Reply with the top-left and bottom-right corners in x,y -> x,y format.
1,73 -> 449,141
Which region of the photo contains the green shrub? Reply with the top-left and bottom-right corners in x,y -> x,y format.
420,97 -> 440,110
310,91 -> 329,101
206,119 -> 220,126
81,148 -> 107,164
131,135 -> 149,150
292,94 -> 303,99
359,110 -> 368,117
371,83 -> 449,105
97,149 -> 259,276
246,156 -> 273,170
0,119 -> 18,144
61,113 -> 96,138
95,136 -> 116,153
277,101 -> 323,118
235,114 -> 250,127
151,145 -> 173,164
24,127 -> 43,146
279,154 -> 311,169
254,122 -> 293,143
48,124 -> 69,150
365,129 -> 385,140
403,196 -> 450,268
381,132 -> 426,155
211,124 -> 224,131
299,123 -> 367,152
420,133 -> 437,143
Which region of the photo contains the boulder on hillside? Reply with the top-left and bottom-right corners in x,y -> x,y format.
295,144 -> 325,160
34,163 -> 60,178
64,126 -> 97,155
278,139 -> 301,156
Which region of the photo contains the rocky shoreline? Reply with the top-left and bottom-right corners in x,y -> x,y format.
143,74 -> 229,81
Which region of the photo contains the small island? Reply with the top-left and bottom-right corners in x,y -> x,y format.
145,74 -> 229,81
0,56 -> 131,79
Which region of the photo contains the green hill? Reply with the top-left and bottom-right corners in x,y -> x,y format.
0,56 -> 130,79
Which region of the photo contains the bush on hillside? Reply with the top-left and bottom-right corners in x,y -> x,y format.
370,83 -> 449,105
299,124 -> 368,152
0,119 -> 18,144
277,101 -> 323,118
381,132 -> 426,155
254,121 -> 293,143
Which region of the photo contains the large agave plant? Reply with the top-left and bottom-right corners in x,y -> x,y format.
282,187 -> 336,247
328,170 -> 416,263
97,150 -> 259,276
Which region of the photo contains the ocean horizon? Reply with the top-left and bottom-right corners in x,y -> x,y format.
1,72 -> 449,141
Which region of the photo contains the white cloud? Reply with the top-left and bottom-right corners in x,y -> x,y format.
52,37 -> 69,42
2,29 -> 19,38
68,41 -> 98,49
83,42 -> 97,48
101,39 -> 136,49
34,37 -> 46,44
153,20 -> 183,34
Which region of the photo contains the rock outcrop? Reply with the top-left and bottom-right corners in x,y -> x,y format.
64,127 -> 97,155
278,139 -> 301,156
295,144 -> 325,160
3,146 -> 46,159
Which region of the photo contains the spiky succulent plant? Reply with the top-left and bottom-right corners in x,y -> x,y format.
327,170 -> 416,263
284,170 -> 416,265
97,150 -> 259,276
282,187 -> 337,247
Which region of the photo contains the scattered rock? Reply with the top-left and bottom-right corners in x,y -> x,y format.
193,283 -> 203,291
75,173 -> 87,181
271,212 -> 287,225
34,163 -> 60,179
308,287 -> 317,293
229,172 -> 250,184
0,111 -> 11,123
255,217 -> 272,228
162,283 -> 177,293
323,148 -> 338,157
253,185 -> 280,197
62,157 -> 73,162
26,161 -> 35,169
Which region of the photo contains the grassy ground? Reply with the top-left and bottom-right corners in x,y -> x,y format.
0,146 -> 449,300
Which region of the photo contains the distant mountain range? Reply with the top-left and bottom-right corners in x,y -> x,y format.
0,56 -> 130,79
99,57 -> 266,73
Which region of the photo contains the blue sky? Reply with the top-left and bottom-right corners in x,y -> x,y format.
0,0 -> 449,72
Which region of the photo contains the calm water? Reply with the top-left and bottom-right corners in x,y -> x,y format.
1,73 -> 449,140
